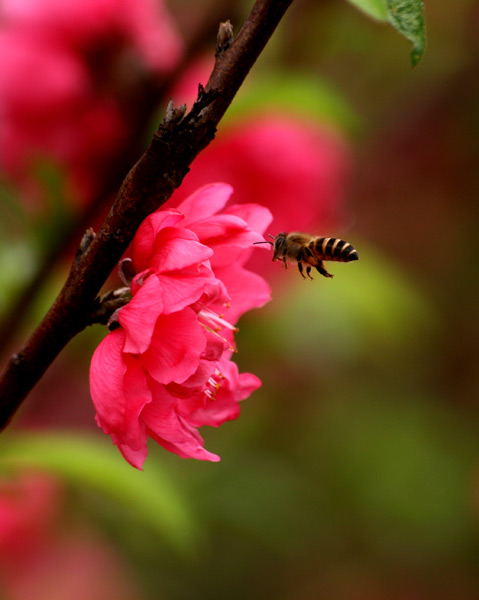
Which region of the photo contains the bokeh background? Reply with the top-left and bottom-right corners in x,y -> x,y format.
0,1 -> 477,599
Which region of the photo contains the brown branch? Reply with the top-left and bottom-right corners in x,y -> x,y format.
0,0 -> 294,429
0,0 -> 241,351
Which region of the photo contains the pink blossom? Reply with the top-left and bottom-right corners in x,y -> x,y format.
2,0 -> 182,73
171,113 -> 350,235
0,474 -> 139,600
0,0 -> 183,206
0,31 -> 124,200
90,184 -> 272,468
169,59 -> 350,238
0,473 -> 60,563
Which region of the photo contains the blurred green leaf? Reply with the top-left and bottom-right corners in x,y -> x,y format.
266,241 -> 440,366
0,432 -> 202,555
0,240 -> 38,316
345,0 -> 388,21
0,180 -> 29,235
191,452 -> 316,554
307,394 -> 475,562
227,72 -> 360,134
387,0 -> 426,66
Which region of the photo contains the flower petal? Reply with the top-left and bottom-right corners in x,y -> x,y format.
148,227 -> 213,273
116,439 -> 149,470
143,381 -> 220,461
90,328 -> 127,434
212,265 -> 271,324
119,274 -> 164,354
142,308 -> 206,384
188,214 -> 266,249
188,360 -> 261,427
149,425 -> 221,462
120,355 -> 152,450
224,203 -> 273,236
90,329 -> 153,457
178,183 -> 233,225
132,210 -> 184,272
156,267 -> 220,315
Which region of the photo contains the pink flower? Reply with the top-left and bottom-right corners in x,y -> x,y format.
0,0 -> 183,207
169,59 -> 350,239
2,0 -> 182,73
171,113 -> 350,235
0,474 -> 139,600
90,184 -> 272,468
0,473 -> 60,563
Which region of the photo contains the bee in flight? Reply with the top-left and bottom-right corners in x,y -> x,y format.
254,232 -> 358,279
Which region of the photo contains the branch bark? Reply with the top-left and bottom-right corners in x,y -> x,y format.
0,0 -> 242,351
0,0 -> 294,429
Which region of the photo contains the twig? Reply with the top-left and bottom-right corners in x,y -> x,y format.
0,0 -> 294,429
0,0 -> 241,350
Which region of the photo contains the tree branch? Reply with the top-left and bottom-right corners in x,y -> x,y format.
0,0 -> 241,351
0,0 -> 294,429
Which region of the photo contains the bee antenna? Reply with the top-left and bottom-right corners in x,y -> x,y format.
253,240 -> 274,246
268,234 -> 275,240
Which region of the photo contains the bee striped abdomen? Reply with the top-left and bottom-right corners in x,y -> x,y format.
313,237 -> 359,262
257,231 -> 358,279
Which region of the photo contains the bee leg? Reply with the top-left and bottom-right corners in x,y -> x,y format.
316,261 -> 333,278
297,247 -> 314,280
282,257 -> 288,269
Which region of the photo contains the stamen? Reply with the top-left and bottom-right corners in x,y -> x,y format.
198,307 -> 239,333
207,376 -> 221,390
198,322 -> 236,352
204,388 -> 216,400
203,368 -> 226,401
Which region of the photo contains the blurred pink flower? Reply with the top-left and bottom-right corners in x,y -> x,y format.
0,473 -> 60,563
2,0 -> 182,72
0,0 -> 183,206
172,113 -> 350,234
0,473 -> 139,600
90,184 -> 272,468
169,58 -> 351,238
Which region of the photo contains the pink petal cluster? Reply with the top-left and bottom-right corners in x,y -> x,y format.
90,184 -> 272,468
0,0 -> 182,206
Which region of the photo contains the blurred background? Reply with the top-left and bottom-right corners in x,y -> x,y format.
0,0 -> 477,598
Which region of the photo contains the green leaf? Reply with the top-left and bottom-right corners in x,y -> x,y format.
226,72 -> 360,134
310,396 -> 475,559
345,0 -> 388,21
0,240 -> 38,317
266,241 -> 440,365
0,432 -> 203,555
386,0 -> 426,66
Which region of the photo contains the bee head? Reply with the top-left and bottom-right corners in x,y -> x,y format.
271,232 -> 287,259
253,233 -> 287,261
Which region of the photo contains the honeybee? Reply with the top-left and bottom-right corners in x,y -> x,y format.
255,232 -> 358,279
